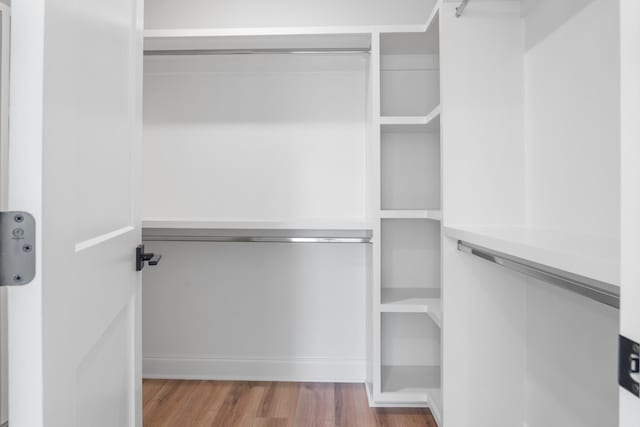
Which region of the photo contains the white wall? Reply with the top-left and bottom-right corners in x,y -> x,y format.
524,0 -> 620,238
145,0 -> 435,30
143,54 -> 369,223
525,277 -> 619,427
143,51 -> 372,381
142,241 -> 368,381
440,0 -> 525,228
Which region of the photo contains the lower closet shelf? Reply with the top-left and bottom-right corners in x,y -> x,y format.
380,365 -> 440,403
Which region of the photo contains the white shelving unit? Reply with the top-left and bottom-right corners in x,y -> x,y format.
440,1 -> 622,427
369,2 -> 442,417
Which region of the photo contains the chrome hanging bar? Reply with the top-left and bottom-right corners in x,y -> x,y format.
144,236 -> 370,243
144,47 -> 371,56
456,0 -> 471,17
457,241 -> 620,309
142,228 -> 372,244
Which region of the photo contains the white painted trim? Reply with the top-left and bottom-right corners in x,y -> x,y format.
143,356 -> 366,383
0,5 -> 9,425
8,0 -> 45,424
0,2 -> 10,210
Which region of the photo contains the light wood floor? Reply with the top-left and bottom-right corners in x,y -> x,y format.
143,380 -> 437,427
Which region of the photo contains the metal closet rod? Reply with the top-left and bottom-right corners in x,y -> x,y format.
144,47 -> 371,56
456,0 -> 471,17
143,236 -> 371,244
457,241 -> 620,309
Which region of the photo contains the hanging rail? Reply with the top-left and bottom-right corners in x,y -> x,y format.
144,47 -> 371,56
455,0 -> 471,17
143,228 -> 372,244
145,236 -> 370,243
457,241 -> 620,309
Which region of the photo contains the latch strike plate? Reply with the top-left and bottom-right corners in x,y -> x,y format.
620,335 -> 640,397
136,244 -> 162,272
0,211 -> 36,286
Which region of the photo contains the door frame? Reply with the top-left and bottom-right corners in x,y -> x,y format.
0,2 -> 10,425
7,0 -> 45,425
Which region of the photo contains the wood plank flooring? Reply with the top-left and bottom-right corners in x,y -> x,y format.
143,380 -> 437,427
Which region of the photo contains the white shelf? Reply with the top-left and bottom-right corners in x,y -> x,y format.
143,218 -> 372,230
144,25 -> 428,42
144,24 -> 437,53
445,225 -> 620,287
145,28 -> 371,52
380,210 -> 441,220
380,288 -> 441,326
380,105 -> 441,133
380,365 -> 440,403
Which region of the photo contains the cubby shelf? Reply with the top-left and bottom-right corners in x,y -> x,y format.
379,105 -> 441,133
380,288 -> 441,327
380,210 -> 441,220
444,225 -> 620,287
380,365 -> 440,403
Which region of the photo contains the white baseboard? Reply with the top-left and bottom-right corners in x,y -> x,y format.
143,356 -> 366,383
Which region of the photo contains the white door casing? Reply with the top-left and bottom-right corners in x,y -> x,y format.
8,0 -> 144,426
619,0 -> 640,424
0,3 -> 9,424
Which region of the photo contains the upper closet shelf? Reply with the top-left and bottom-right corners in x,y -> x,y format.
145,30 -> 372,53
145,25 -> 432,54
444,226 -> 620,287
144,4 -> 440,54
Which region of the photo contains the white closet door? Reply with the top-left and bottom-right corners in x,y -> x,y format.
7,0 -> 144,426
619,0 -> 640,425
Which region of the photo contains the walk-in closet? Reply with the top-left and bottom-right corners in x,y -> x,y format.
135,0 -> 634,425
5,0 -> 640,426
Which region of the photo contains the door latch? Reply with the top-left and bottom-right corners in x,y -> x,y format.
620,335 -> 640,397
0,211 -> 36,286
136,244 -> 162,272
